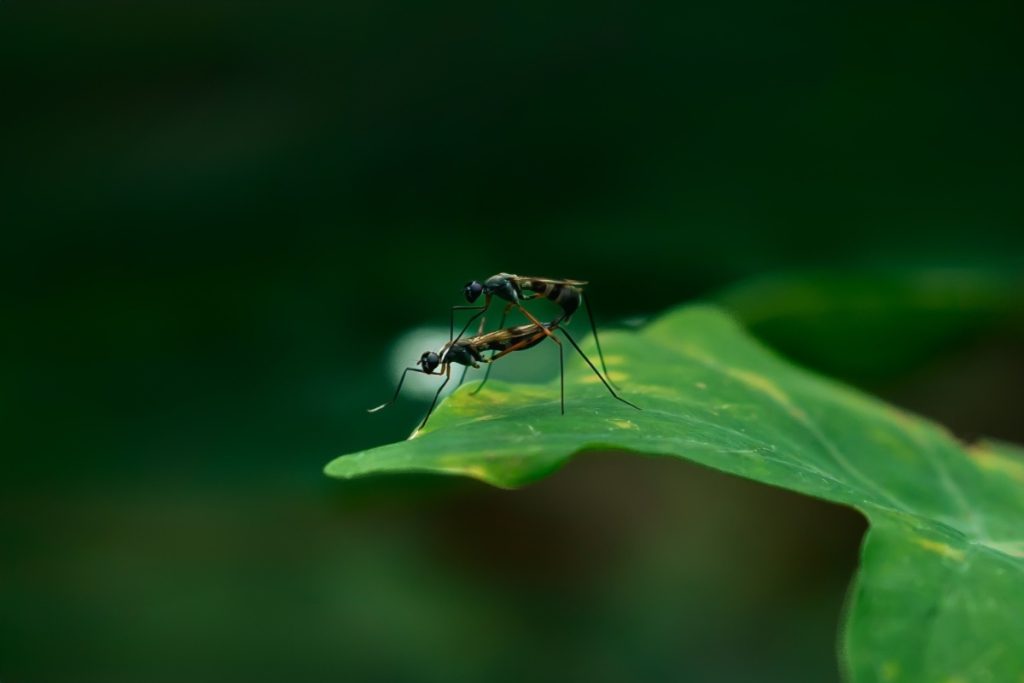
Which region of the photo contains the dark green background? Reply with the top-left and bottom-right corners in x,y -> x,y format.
2,3 -> 1022,682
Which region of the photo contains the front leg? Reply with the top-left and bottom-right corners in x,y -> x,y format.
469,304 -> 512,396
368,366 -> 430,413
450,299 -> 490,343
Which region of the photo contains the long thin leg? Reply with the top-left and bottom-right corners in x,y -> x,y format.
514,304 -> 560,341
582,294 -> 613,386
368,367 -> 429,412
484,327 -> 565,412
455,312 -> 489,391
560,328 -> 640,410
450,298 -> 491,343
455,363 -> 470,389
469,304 -> 512,396
418,365 -> 452,430
557,331 -> 564,414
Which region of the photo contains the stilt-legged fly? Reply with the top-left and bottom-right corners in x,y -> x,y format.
369,321 -> 638,431
450,274 -> 612,396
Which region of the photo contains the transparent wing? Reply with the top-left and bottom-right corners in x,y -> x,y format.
514,275 -> 588,287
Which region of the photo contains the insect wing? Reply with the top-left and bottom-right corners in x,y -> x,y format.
466,323 -> 542,347
515,276 -> 588,287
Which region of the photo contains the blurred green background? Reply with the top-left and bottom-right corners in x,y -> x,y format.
2,2 -> 1022,682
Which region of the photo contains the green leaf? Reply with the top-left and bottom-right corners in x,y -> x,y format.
326,305 -> 1024,682
717,268 -> 1024,382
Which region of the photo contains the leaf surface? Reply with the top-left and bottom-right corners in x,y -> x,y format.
326,305 -> 1024,682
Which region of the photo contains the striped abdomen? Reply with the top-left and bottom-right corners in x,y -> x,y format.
522,279 -> 582,320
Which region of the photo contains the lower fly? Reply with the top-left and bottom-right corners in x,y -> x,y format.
369,321 -> 638,431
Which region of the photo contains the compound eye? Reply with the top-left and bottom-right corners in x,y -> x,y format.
464,281 -> 483,303
418,351 -> 440,373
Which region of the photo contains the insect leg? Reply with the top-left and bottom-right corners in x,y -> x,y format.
367,367 -> 429,413
582,294 -> 613,387
560,328 -> 640,410
469,303 -> 513,396
558,330 -> 564,414
486,328 -> 565,413
450,296 -> 491,343
515,305 -> 560,341
418,364 -> 452,430
455,363 -> 471,390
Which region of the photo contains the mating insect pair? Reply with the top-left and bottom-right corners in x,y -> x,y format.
369,273 -> 639,430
